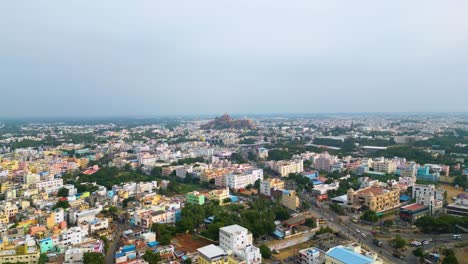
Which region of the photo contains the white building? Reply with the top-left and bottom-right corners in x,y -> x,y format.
298,247 -> 326,264
270,160 -> 304,177
225,169 -> 263,190
60,226 -> 87,246
36,178 -> 63,193
219,225 -> 253,251
412,184 -> 444,215
260,178 -> 284,196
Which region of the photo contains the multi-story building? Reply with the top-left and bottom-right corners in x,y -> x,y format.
269,160 -> 304,177
60,226 -> 87,246
197,244 -> 228,264
218,225 -> 261,264
399,203 -> 430,224
297,247 -> 326,264
412,184 -> 444,215
314,154 -> 335,172
446,193 -> 468,217
186,191 -> 205,205
260,178 -> 284,197
347,186 -> 400,213
281,190 -> 300,212
372,159 -> 397,174
35,178 -> 63,193
208,188 -> 230,206
219,225 -> 253,251
225,169 -> 263,190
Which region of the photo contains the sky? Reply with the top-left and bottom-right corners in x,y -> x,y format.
1,0 -> 468,117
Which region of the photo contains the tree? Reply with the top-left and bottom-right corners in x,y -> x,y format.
38,253 -> 48,264
183,257 -> 193,264
305,218 -> 316,228
83,252 -> 105,264
383,220 -> 394,227
391,235 -> 406,249
108,206 -> 118,214
259,244 -> 272,258
142,250 -> 161,264
209,178 -> 215,185
442,249 -> 458,264
159,234 -> 172,245
254,179 -> 261,190
57,188 -> 69,198
246,184 -> 253,190
360,210 -> 379,223
52,200 -> 70,210
413,247 -> 424,257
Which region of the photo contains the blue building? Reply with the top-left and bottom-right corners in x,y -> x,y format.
417,166 -> 439,182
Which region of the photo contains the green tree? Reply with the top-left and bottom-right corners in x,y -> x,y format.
38,253 -> 48,264
254,179 -> 261,190
52,200 -> 70,210
360,210 -> 379,223
259,244 -> 272,258
142,250 -> 161,264
57,188 -> 69,198
391,235 -> 406,249
413,247 -> 424,257
83,252 -> 105,264
305,218 -> 316,228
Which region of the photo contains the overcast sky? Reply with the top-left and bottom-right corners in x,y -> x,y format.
1,1 -> 468,117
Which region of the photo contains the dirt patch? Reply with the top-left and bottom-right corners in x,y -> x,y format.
454,247 -> 468,262
171,233 -> 213,254
439,183 -> 464,203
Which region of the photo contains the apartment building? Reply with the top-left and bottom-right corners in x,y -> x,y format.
347,186 -> 400,213
197,244 -> 228,264
297,247 -> 326,264
225,169 -> 263,190
208,188 -> 230,206
412,184 -> 444,215
372,159 -> 397,174
219,225 -> 261,264
260,178 -> 285,196
270,160 -> 304,177
35,178 -> 63,193
186,191 -> 205,205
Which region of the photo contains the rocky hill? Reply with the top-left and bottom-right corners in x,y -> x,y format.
201,114 -> 256,130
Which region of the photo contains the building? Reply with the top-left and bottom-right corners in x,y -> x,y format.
281,190 -> 300,211
186,191 -> 205,205
218,225 -> 261,264
197,244 -> 228,264
219,225 -> 253,251
446,193 -> 468,217
270,160 -> 304,177
399,203 -> 430,224
325,244 -> 382,264
260,178 -> 284,197
297,247 -> 326,264
256,148 -> 268,160
372,159 -> 397,174
225,169 -> 263,190
412,184 -> 444,215
314,155 -> 335,172
347,186 -> 400,213
416,166 -> 439,182
208,188 -> 230,206
311,182 -> 339,202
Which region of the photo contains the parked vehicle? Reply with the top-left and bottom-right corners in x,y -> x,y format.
452,234 -> 461,240
422,240 -> 430,245
373,239 -> 383,247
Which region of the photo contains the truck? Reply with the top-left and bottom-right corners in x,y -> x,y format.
373,238 -> 383,247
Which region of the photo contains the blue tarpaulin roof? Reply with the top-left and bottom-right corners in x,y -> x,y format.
273,230 -> 284,238
400,195 -> 411,202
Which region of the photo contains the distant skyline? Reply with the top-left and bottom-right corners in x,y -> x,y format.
2,1 -> 468,117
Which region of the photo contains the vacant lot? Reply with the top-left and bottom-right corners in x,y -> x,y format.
439,183 -> 464,202
171,233 -> 213,253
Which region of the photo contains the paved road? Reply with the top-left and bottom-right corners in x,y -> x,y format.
307,202 -> 468,264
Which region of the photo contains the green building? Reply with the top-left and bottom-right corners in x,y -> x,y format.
186,191 -> 205,205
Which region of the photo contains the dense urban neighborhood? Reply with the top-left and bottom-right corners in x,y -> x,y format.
0,113 -> 466,264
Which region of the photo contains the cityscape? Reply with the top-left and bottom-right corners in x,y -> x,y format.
0,113 -> 466,264
1,1 -> 468,264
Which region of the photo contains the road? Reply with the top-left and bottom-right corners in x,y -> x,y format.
305,200 -> 468,264
105,215 -> 130,264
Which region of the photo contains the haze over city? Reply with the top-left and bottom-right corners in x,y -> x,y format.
1,0 -> 468,117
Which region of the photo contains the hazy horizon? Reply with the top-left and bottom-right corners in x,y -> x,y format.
2,1 -> 468,117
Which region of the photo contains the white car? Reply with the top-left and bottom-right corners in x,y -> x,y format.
422,240 -> 430,245
356,229 -> 361,233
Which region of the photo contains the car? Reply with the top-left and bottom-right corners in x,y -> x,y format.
452,234 -> 462,240
422,240 -> 430,245
356,229 -> 361,233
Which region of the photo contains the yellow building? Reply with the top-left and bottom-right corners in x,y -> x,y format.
271,160 -> 304,177
208,188 -> 230,206
0,214 -> 9,225
347,186 -> 400,213
0,245 -> 40,264
281,190 -> 300,211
